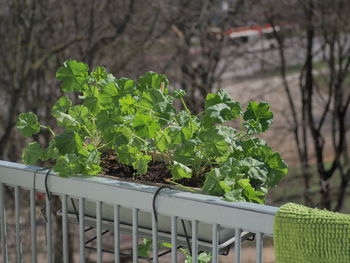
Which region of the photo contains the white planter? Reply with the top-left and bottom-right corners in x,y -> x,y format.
64,177 -> 253,253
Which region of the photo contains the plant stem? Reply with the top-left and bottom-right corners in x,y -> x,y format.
40,125 -> 55,136
168,181 -> 197,192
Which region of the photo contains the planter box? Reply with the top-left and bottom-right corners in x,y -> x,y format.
63,177 -> 254,253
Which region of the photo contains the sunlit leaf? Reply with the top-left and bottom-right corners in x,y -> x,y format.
56,60 -> 89,92
243,101 -> 273,133
16,112 -> 40,137
22,142 -> 44,165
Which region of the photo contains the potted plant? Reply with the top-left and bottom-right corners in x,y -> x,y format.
16,60 -> 287,252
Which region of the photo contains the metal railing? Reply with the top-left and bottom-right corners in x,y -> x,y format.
0,160 -> 277,263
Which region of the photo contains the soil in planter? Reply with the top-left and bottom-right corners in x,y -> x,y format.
100,151 -> 205,188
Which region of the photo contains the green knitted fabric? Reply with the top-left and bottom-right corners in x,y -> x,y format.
274,203 -> 350,263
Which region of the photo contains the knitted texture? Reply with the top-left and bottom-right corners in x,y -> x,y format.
274,203 -> 350,263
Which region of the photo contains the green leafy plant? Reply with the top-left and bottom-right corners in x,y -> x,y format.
179,248 -> 211,263
16,60 -> 287,203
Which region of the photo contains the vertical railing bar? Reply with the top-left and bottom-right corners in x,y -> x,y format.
171,216 -> 177,263
151,210 -> 158,263
114,205 -> 120,263
132,208 -> 139,263
0,183 -> 8,263
256,232 -> 263,263
62,194 -> 69,263
234,228 -> 242,263
30,189 -> 37,263
15,186 -> 23,263
46,193 -> 52,263
191,220 -> 198,263
96,201 -> 103,263
211,224 -> 218,263
79,197 -> 85,263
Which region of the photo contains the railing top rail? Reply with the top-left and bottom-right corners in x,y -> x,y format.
0,160 -> 277,234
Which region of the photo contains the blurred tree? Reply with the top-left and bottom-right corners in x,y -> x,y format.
159,0 -> 245,112
260,0 -> 350,211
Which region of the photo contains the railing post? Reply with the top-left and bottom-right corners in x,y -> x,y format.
0,183 -> 8,263
62,194 -> 69,263
96,201 -> 102,263
235,228 -> 242,263
256,232 -> 264,263
114,205 -> 120,263
132,208 -> 139,263
15,186 -> 23,263
171,216 -> 177,263
30,189 -> 37,263
46,194 -> 53,263
79,197 -> 85,263
191,220 -> 198,263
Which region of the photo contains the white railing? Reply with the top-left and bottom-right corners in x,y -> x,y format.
0,160 -> 277,263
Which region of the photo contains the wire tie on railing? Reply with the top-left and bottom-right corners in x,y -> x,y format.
152,185 -> 192,255
44,169 -> 53,201
32,167 -> 51,224
33,167 -> 50,194
44,169 -> 53,246
152,185 -> 171,224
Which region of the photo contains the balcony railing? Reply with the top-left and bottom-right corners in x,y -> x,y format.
0,160 -> 277,263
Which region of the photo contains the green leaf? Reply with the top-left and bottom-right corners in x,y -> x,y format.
56,60 -> 89,92
237,179 -> 265,204
224,189 -> 246,202
83,86 -> 100,113
54,131 -> 83,154
119,94 -> 136,114
138,238 -> 152,257
171,161 -> 192,180
243,101 -> 273,133
16,112 -> 41,137
43,140 -> 60,161
84,96 -> 100,113
115,78 -> 136,95
22,141 -> 44,165
132,113 -> 160,138
173,139 -> 201,166
155,130 -> 172,152
91,66 -> 107,82
243,119 -> 262,134
249,145 -> 288,186
137,71 -> 169,93
166,126 -> 192,145
203,90 -> 242,126
96,110 -> 122,131
201,168 -> 225,196
99,82 -> 119,107
139,89 -> 168,110
53,154 -> 82,177
133,154 -> 152,175
102,126 -> 132,147
237,157 -> 268,184
53,111 -> 80,130
203,103 -> 238,126
198,252 -> 212,263
81,145 -> 101,175
266,152 -> 288,186
173,89 -> 186,99
67,105 -> 92,133
115,145 -> 138,166
51,96 -> 72,116
198,127 -> 230,157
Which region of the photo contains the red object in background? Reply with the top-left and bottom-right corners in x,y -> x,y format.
36,192 -> 45,201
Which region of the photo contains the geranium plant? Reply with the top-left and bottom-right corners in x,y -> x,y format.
16,60 -> 287,203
